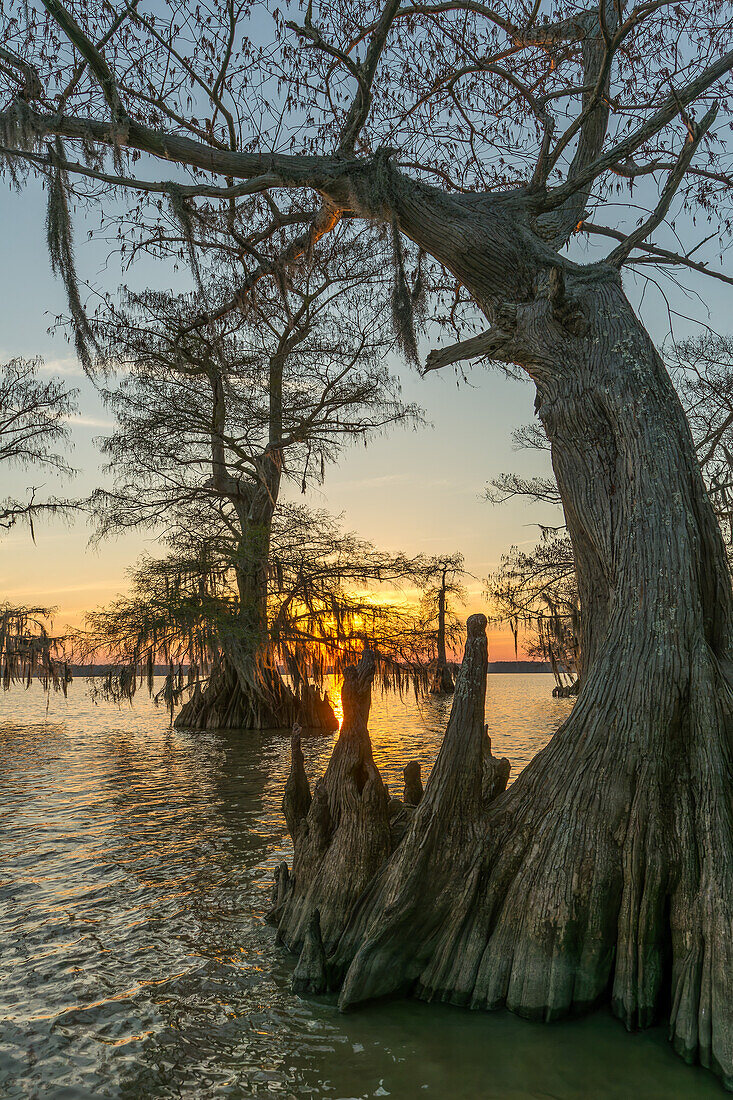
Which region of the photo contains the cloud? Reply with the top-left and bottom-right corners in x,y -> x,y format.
39,356 -> 86,377
62,414 -> 113,429
333,473 -> 459,491
0,352 -> 87,377
333,472 -> 411,489
7,580 -> 117,598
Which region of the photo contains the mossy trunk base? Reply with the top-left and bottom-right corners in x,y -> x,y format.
175,660 -> 338,732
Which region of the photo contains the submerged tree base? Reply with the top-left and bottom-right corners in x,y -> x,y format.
272,614 -> 733,1094
428,662 -> 455,695
551,679 -> 579,698
174,659 -> 338,732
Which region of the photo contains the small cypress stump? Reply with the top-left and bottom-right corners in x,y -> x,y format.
403,761 -> 423,806
275,648 -> 392,957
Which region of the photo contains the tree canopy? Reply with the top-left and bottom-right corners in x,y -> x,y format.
1,2 -> 731,357
81,505 -> 439,713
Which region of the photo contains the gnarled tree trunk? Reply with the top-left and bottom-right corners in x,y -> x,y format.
324,272 -> 733,1090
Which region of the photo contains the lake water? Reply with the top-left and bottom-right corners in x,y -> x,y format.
0,675 -> 722,1098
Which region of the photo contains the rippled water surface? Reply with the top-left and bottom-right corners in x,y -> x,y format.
0,676 -> 721,1098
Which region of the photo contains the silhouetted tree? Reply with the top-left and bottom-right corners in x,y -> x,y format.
0,356 -> 76,534
83,506 -> 436,723
89,234 -> 421,728
488,535 -> 580,695
0,356 -> 77,687
671,334 -> 733,555
419,554 -> 467,694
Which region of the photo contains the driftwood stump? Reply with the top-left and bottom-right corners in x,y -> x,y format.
403,761 -> 423,806
282,725 -> 311,839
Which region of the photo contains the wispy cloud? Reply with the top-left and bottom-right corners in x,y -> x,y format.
333,472 -> 411,490
332,473 -> 460,491
62,414 -> 113,429
7,580 -> 117,598
39,356 -> 86,377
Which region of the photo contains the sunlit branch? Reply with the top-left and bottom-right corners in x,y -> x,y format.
542,45 -> 733,212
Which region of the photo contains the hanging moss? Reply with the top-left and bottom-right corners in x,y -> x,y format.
0,99 -> 45,180
45,139 -> 98,372
165,183 -> 204,293
349,153 -> 425,366
390,217 -> 421,366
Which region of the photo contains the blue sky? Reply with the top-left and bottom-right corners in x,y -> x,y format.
1,170 -> 730,656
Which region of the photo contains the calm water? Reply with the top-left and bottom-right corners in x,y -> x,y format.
0,675 -> 722,1098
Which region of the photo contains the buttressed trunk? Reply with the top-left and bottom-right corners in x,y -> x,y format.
273,627 -> 509,984
291,172 -> 733,1086
175,519 -> 338,732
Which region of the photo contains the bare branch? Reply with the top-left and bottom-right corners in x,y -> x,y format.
0,46 -> 44,99
607,105 -> 718,267
580,221 -> 733,288
423,324 -> 515,372
0,144 -> 284,199
0,104 -> 351,196
543,46 -> 733,213
41,0 -> 129,128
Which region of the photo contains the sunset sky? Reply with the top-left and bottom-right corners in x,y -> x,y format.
0,177 -> 727,661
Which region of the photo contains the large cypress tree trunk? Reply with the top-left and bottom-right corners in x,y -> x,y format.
177,364 -> 339,733
314,273 -> 733,1089
175,522 -> 338,732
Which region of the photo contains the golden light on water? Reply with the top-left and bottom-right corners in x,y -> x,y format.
328,679 -> 344,729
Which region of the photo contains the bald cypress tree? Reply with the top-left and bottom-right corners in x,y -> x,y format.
4,2 -> 733,1084
89,234 -> 420,728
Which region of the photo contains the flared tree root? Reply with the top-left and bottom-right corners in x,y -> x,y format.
429,661 -> 455,695
271,609 -> 733,1091
551,679 -> 580,698
174,658 -> 338,731
272,616 -> 510,992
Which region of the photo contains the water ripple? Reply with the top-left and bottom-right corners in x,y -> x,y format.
0,679 -> 718,1098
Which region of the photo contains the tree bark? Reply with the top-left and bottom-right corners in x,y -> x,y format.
275,647 -> 393,960
332,614 -> 510,995
324,271 -> 733,1091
